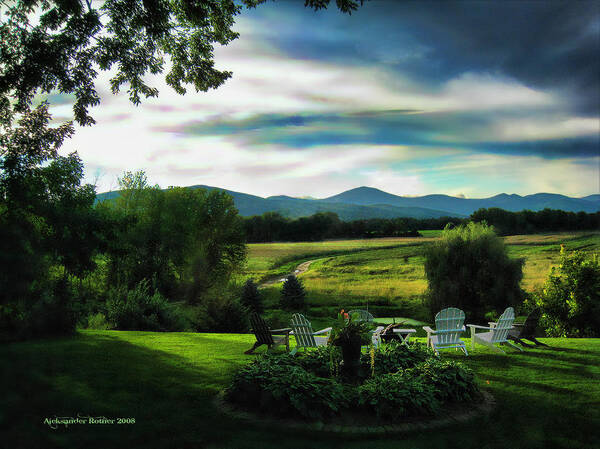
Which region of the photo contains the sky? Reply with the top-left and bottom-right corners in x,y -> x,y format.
53,0 -> 600,199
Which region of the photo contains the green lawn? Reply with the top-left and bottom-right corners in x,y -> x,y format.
3,331 -> 599,449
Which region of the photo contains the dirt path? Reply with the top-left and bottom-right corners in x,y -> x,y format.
259,260 -> 315,288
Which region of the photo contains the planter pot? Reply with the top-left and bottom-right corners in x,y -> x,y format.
339,342 -> 362,380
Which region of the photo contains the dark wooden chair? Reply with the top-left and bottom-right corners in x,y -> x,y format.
508,308 -> 548,347
245,313 -> 291,354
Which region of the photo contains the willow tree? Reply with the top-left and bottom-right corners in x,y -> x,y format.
424,222 -> 524,322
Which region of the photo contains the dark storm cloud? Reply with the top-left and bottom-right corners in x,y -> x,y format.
246,1 -> 600,115
163,110 -> 599,158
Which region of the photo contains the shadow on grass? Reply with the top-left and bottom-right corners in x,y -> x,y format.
1,332 -> 248,449
2,334 -> 599,449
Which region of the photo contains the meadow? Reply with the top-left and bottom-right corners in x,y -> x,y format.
3,331 -> 599,449
247,232 -> 600,324
4,231 -> 600,448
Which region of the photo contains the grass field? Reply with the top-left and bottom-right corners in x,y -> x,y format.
3,331 -> 599,449
243,237 -> 437,281
247,232 -> 600,321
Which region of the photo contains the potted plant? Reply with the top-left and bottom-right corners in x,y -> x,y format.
329,310 -> 374,380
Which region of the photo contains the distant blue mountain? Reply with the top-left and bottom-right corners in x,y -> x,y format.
581,194 -> 600,203
323,187 -> 600,215
95,185 -> 600,220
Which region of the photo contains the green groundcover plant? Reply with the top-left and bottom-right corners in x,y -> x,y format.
225,342 -> 480,422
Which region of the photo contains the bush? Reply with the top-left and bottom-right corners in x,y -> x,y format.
296,345 -> 342,378
240,279 -> 263,314
86,312 -> 110,330
358,372 -> 439,419
279,275 -> 306,310
406,358 -> 479,402
195,296 -> 249,333
424,222 -> 524,322
106,280 -> 183,331
225,354 -> 348,420
534,248 -> 600,337
362,340 -> 432,376
263,309 -> 293,331
225,343 -> 480,423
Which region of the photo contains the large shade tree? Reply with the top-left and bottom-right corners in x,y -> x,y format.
0,0 -> 366,337
0,0 -> 366,126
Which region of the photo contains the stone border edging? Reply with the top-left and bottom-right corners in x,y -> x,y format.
213,390 -> 495,435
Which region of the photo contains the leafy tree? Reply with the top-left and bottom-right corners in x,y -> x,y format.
0,0 -> 366,126
533,247 -> 600,337
106,279 -> 184,331
280,274 -> 306,310
106,178 -> 247,302
424,222 -> 524,322
115,170 -> 159,213
240,278 -> 263,314
0,104 -> 107,337
196,295 -> 249,333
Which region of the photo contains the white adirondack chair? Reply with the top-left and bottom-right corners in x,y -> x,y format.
348,309 -> 374,322
348,309 -> 385,347
423,307 -> 468,356
467,307 -> 523,353
289,313 -> 332,355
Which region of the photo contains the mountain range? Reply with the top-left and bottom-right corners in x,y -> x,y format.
96,186 -> 600,221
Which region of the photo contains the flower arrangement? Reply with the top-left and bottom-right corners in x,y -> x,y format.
329,309 -> 374,348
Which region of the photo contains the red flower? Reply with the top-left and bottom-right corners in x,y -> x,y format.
344,313 -> 349,320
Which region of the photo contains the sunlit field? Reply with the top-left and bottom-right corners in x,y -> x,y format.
247,232 -> 600,320
243,237 -> 437,281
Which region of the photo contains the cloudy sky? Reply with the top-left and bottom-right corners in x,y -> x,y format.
54,0 -> 599,198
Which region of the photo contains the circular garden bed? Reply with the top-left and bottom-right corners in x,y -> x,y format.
223,342 -> 488,429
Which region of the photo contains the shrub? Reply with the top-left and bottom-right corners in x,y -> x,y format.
225,344 -> 480,423
362,340 -> 432,376
358,372 -> 439,419
0,278 -> 77,341
86,312 -> 110,330
534,247 -> 600,337
296,345 -> 342,378
279,275 -> 306,310
195,296 -> 249,333
262,310 -> 293,330
406,358 -> 479,402
225,354 -> 348,420
24,277 -> 77,338
424,222 -> 524,322
106,280 -> 182,331
240,279 -> 263,314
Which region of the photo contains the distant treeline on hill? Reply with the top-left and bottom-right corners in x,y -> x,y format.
471,208 -> 600,235
242,212 -> 463,242
242,208 -> 600,242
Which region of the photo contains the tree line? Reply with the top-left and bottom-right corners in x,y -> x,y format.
470,208 -> 600,235
242,212 -> 465,242
0,110 -> 247,341
241,207 -> 599,243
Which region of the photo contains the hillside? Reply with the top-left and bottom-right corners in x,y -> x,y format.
322,187 -> 600,215
95,185 -> 600,220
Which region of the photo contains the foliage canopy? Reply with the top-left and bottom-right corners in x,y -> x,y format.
534,247 -> 600,337
424,222 -> 524,322
0,0 -> 366,126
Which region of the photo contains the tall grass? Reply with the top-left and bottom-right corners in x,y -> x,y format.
245,232 -> 600,319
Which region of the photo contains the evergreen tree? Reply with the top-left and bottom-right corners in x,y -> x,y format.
280,275 -> 306,311
240,279 -> 263,314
